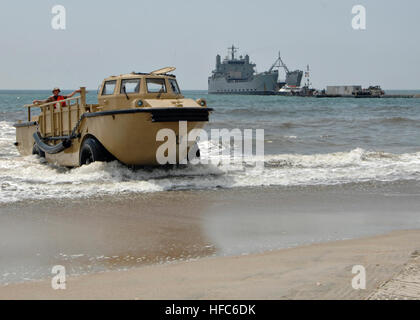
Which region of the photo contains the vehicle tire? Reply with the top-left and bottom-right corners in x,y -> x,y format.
32,144 -> 45,158
79,137 -> 111,166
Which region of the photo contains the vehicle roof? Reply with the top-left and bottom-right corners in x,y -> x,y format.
103,70 -> 177,82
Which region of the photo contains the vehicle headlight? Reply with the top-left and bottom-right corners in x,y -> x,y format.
196,98 -> 206,107
136,100 -> 143,107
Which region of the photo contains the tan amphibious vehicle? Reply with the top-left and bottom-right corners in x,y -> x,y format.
14,67 -> 212,167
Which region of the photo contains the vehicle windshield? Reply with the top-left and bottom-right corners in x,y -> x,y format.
102,80 -> 116,95
146,78 -> 166,93
169,79 -> 181,94
121,79 -> 140,94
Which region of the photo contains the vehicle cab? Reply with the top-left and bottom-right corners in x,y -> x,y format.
97,67 -> 200,111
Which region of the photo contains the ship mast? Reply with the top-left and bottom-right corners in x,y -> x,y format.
304,64 -> 311,88
228,45 -> 238,60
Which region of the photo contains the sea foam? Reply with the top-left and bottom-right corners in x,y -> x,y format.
1,121 -> 420,203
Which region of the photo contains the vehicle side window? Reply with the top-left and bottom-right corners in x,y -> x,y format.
146,78 -> 167,93
169,79 -> 181,94
102,80 -> 116,95
121,79 -> 140,94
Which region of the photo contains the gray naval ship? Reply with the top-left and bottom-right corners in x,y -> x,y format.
208,45 -> 303,95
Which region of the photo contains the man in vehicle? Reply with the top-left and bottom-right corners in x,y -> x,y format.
33,87 -> 81,107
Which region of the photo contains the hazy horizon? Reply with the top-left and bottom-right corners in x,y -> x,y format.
1,0 -> 419,90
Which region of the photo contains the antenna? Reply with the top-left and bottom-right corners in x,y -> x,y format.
228,45 -> 238,60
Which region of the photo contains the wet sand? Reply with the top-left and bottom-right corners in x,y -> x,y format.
1,229 -> 420,299
1,181 -> 420,298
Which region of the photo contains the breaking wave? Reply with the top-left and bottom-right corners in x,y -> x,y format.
1,121 -> 420,203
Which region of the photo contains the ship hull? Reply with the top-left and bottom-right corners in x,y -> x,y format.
208,72 -> 278,95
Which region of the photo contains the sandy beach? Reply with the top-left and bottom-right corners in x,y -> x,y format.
1,182 -> 420,299
1,229 -> 419,299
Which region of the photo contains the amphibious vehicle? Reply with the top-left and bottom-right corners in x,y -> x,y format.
14,67 -> 212,167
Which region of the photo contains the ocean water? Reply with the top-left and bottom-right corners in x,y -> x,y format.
1,89 -> 420,203
2,89 -> 420,285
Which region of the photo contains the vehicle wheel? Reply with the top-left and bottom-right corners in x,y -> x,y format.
32,144 -> 45,158
79,137 -> 110,166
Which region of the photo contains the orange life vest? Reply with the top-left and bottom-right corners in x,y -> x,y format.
55,95 -> 66,108
50,95 -> 67,108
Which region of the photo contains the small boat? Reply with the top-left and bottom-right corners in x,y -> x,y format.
13,67 -> 212,167
277,85 -> 303,96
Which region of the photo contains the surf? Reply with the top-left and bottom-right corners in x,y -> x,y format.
1,120 -> 420,203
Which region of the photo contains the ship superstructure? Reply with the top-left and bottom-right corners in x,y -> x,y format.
208,45 -> 279,95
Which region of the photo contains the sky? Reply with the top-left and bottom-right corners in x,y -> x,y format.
0,0 -> 419,90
